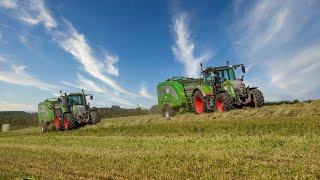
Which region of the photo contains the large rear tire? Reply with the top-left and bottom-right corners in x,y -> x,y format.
250,89 -> 264,108
90,111 -> 100,125
215,92 -> 234,113
63,113 -> 77,130
193,90 -> 205,115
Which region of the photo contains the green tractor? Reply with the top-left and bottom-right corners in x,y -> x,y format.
38,90 -> 100,132
157,62 -> 264,116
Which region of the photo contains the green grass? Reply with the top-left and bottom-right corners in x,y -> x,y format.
0,101 -> 320,179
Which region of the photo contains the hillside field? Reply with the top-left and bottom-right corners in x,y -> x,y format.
0,101 -> 320,179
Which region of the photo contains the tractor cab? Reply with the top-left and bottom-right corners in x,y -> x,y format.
67,93 -> 86,106
200,63 -> 247,100
202,64 -> 245,87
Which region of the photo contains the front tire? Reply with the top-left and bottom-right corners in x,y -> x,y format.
63,113 -> 77,130
193,90 -> 205,115
215,92 -> 234,112
250,89 -> 264,108
90,111 -> 100,125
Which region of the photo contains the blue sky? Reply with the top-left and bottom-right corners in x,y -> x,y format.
0,0 -> 320,111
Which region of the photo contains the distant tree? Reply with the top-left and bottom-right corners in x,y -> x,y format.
149,105 -> 159,114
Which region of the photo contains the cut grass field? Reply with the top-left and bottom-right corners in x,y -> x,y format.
0,101 -> 320,179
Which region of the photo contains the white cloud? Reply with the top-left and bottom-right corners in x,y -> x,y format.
0,0 -> 149,107
139,83 -> 154,100
54,21 -> 130,95
18,35 -> 28,45
1,0 -> 133,97
62,74 -> 108,94
269,45 -> 320,98
0,0 -> 56,30
0,56 -> 5,63
14,0 -> 57,30
104,53 -> 119,76
0,0 -> 17,9
171,13 -> 211,78
0,101 -> 36,112
61,74 -> 141,107
231,0 -> 320,100
0,61 -> 58,92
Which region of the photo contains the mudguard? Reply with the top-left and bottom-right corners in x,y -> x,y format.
193,85 -> 214,97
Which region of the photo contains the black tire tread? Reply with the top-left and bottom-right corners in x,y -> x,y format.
91,111 -> 100,125
251,89 -> 264,108
215,92 -> 234,112
64,113 -> 77,130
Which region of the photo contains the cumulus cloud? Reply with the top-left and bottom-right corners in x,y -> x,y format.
231,0 -> 320,100
171,13 -> 211,78
139,83 -> 154,100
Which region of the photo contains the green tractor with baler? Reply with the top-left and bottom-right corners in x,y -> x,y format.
157,62 -> 264,117
38,90 -> 100,132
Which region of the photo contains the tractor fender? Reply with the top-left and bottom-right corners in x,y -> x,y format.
192,88 -> 205,97
192,86 -> 214,97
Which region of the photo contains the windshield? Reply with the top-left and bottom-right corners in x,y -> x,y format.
68,95 -> 84,106
213,68 -> 236,83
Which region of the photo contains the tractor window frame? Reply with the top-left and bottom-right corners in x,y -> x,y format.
204,72 -> 213,85
68,95 -> 84,106
228,69 -> 235,81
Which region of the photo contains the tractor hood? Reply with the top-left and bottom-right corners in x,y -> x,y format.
73,105 -> 86,116
230,80 -> 245,89
230,79 -> 246,94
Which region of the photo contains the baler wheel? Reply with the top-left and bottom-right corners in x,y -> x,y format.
162,105 -> 176,118
41,123 -> 49,133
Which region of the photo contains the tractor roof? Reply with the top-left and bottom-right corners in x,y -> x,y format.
68,92 -> 83,96
202,66 -> 232,73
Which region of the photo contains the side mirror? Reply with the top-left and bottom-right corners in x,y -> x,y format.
90,95 -> 93,100
241,65 -> 246,74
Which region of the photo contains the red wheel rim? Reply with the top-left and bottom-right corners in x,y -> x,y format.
217,100 -> 224,112
64,118 -> 68,130
54,116 -> 59,129
195,97 -> 204,114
